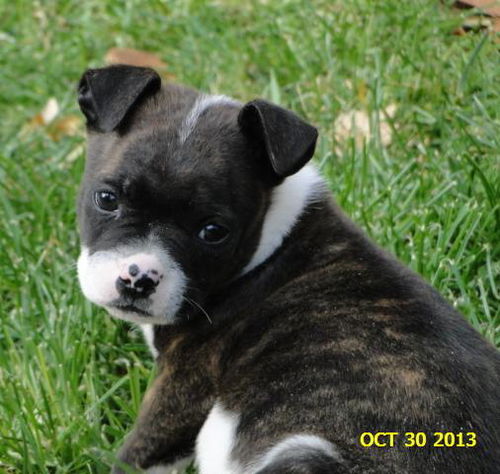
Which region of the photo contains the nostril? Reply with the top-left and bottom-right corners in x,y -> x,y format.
117,256 -> 163,299
128,264 -> 140,277
116,276 -> 133,294
116,274 -> 156,299
118,276 -> 132,287
134,275 -> 156,291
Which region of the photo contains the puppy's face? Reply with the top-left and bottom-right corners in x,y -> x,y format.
76,66 -> 317,325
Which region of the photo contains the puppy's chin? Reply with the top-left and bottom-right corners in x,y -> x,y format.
106,304 -> 177,325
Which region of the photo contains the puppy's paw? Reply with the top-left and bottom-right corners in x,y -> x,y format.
111,443 -> 141,474
111,461 -> 136,474
112,458 -> 192,474
112,442 -> 193,474
111,462 -> 135,474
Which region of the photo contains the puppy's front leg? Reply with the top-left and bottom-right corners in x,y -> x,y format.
112,362 -> 215,473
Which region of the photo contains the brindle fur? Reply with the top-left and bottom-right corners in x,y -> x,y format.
77,67 -> 500,474
118,200 -> 500,473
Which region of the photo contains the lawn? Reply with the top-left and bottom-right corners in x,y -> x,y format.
0,0 -> 498,472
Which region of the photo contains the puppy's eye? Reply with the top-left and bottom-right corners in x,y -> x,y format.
94,191 -> 119,213
197,223 -> 230,244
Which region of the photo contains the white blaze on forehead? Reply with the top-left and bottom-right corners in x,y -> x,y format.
179,94 -> 239,144
77,240 -> 187,325
242,165 -> 327,275
196,402 -> 241,474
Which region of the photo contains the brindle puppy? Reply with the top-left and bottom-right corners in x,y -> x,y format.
76,65 -> 500,474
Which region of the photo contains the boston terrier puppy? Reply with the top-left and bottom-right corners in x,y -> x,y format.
76,65 -> 500,474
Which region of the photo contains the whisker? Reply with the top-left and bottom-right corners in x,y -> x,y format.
183,296 -> 212,324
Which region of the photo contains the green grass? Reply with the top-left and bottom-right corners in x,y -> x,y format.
0,0 -> 499,471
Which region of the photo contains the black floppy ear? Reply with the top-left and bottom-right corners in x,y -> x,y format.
238,99 -> 318,178
77,65 -> 161,133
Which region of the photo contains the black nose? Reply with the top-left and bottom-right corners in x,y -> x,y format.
116,274 -> 157,299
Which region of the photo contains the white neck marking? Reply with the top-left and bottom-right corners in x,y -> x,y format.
242,165 -> 326,275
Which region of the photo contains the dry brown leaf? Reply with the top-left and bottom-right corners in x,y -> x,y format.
62,144 -> 85,167
334,105 -> 397,148
23,97 -> 60,135
356,81 -> 368,104
48,115 -> 83,141
40,98 -> 59,124
22,98 -> 83,141
462,15 -> 493,31
105,47 -> 167,68
335,110 -> 370,145
454,0 -> 500,17
453,0 -> 500,35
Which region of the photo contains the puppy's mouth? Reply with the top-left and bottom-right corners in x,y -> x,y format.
110,303 -> 152,317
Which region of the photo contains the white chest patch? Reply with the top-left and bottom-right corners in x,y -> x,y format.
140,323 -> 158,358
196,402 -> 241,474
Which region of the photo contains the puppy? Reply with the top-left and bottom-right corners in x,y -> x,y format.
76,65 -> 500,473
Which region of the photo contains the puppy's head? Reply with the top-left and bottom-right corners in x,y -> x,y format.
76,65 -> 319,325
